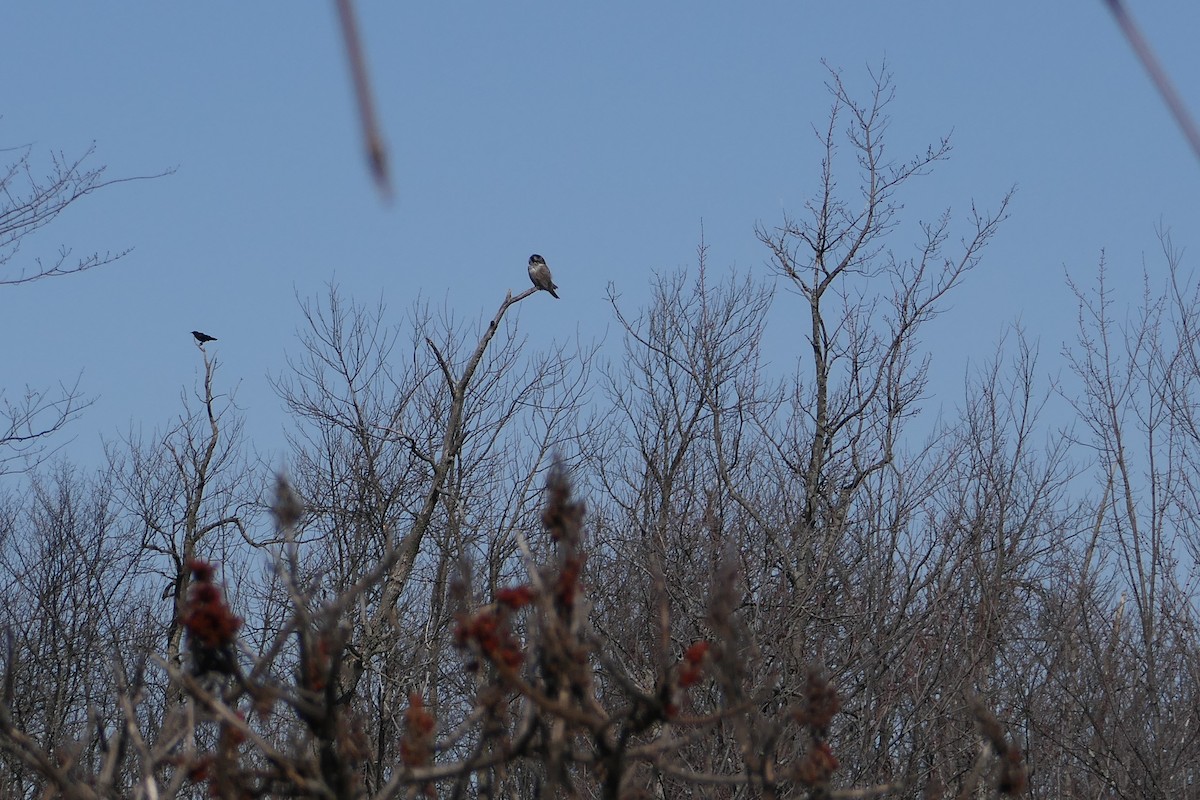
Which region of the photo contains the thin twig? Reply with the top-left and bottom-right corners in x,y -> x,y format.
1103,0 -> 1200,163
334,0 -> 392,198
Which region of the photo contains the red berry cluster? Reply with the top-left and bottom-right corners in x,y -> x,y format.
400,693 -> 436,768
794,741 -> 839,787
663,640 -> 711,719
540,482 -> 585,543
790,671 -> 843,788
181,559 -> 242,674
454,605 -> 524,670
553,557 -> 584,612
495,585 -> 536,609
793,671 -> 841,735
304,636 -> 332,692
678,641 -> 710,688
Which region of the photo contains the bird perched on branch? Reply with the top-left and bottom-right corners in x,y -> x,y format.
527,254 -> 559,299
192,330 -> 217,344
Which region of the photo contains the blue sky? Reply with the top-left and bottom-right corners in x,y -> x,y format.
3,2 -> 1199,472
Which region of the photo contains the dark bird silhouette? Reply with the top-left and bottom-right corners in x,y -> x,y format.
192,330 -> 217,344
527,254 -> 560,299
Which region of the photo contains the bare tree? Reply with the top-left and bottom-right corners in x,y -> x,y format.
580,64 -> 1023,797
269,283 -> 591,793
1029,239 -> 1200,799
0,376 -> 91,475
0,141 -> 153,285
754,63 -> 1011,549
0,138 -> 164,471
20,66 -> 1200,799
0,463 -> 157,797
108,344 -> 257,693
